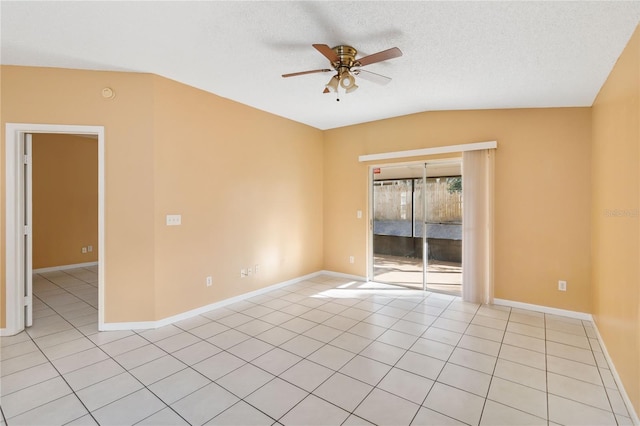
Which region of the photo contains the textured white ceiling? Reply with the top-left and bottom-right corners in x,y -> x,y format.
2,1 -> 639,130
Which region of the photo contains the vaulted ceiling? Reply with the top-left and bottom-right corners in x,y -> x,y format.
2,1 -> 639,130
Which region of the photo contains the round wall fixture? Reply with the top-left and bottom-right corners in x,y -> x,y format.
101,87 -> 116,99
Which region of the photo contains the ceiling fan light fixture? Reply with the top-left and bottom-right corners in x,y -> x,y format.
325,75 -> 339,93
346,83 -> 359,94
339,70 -> 356,90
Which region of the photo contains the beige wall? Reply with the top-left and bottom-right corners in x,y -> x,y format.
0,65 -> 323,327
591,25 -> 640,414
32,134 -> 98,269
151,76 -> 324,319
324,108 -> 592,313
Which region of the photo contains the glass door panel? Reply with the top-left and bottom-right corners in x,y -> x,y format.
424,169 -> 463,295
372,165 -> 423,288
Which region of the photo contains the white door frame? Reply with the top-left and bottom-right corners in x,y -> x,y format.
3,123 -> 105,335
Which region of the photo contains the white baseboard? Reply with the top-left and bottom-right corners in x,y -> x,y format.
592,322 -> 640,425
100,270 -> 326,331
0,327 -> 22,336
33,262 -> 98,274
493,298 -> 592,321
318,270 -> 367,282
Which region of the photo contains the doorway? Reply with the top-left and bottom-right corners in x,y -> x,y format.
370,160 -> 462,295
3,124 -> 105,336
31,133 -> 100,336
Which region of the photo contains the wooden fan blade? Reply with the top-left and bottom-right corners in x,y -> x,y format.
313,44 -> 339,63
357,47 -> 402,67
355,69 -> 392,85
282,69 -> 332,78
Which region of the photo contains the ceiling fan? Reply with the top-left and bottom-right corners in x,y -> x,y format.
282,44 -> 402,100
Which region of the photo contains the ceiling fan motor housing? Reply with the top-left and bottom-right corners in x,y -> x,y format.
332,45 -> 358,69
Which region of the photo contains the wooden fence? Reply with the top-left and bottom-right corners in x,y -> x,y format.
374,178 -> 462,223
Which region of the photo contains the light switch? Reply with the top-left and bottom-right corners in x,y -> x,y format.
357,210 -> 362,219
166,214 -> 182,226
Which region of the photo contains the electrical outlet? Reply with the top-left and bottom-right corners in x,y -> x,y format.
206,276 -> 213,287
349,256 -> 355,264
81,247 -> 87,254
166,214 -> 182,226
87,245 -> 93,253
240,269 -> 247,278
247,267 -> 252,276
558,280 -> 567,291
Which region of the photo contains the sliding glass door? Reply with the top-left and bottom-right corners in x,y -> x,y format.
371,161 -> 462,294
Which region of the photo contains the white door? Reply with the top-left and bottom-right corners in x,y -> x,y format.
23,133 -> 33,327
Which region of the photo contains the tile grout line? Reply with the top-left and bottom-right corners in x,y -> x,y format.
8,270 -> 124,423
30,272 -> 97,336
544,317 -> 628,420
433,304 -> 551,424
268,289 -> 430,425
281,291 -> 499,424
240,288 -> 403,424
202,283 -> 431,424
123,312 -> 321,423
11,279 -> 101,424
187,282 -> 361,424
119,329 -> 212,425
545,311 -> 550,424
405,295 -> 465,425
324,310 -> 424,422
583,319 -> 629,421
0,405 -> 7,425
133,297 -> 330,424
474,303 -> 510,426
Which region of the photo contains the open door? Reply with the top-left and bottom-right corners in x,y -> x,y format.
23,133 -> 33,327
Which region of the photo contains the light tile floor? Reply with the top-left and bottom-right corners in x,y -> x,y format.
373,255 -> 462,296
0,267 -> 634,425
